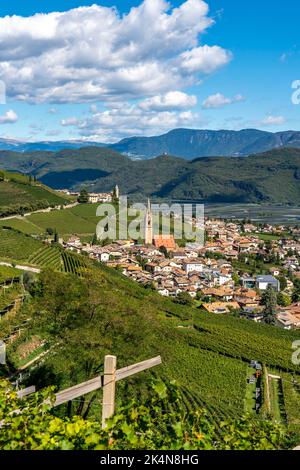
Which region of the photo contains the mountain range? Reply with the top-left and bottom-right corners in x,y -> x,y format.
2,128 -> 300,160
0,146 -> 300,204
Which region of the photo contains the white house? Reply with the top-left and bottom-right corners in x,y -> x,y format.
256,275 -> 280,292
183,261 -> 204,274
99,252 -> 110,263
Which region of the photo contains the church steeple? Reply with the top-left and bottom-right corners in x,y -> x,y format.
145,198 -> 153,245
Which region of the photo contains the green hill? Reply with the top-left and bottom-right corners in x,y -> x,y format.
1,260 -> 300,437
0,226 -> 88,276
0,170 -> 72,217
1,146 -> 300,204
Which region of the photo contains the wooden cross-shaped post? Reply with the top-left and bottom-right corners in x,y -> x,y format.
102,355 -> 117,428
4,355 -> 162,429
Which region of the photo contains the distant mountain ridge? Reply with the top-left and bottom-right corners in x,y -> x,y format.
110,128 -> 300,159
0,138 -> 105,153
2,128 -> 300,159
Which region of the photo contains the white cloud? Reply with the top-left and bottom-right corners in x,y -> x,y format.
0,0 -> 231,104
260,115 -> 287,126
0,109 -> 18,124
139,91 -> 197,111
61,102 -> 204,142
61,117 -> 79,127
179,45 -> 232,74
202,92 -> 245,109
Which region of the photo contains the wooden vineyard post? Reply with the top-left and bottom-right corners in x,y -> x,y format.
102,355 -> 117,429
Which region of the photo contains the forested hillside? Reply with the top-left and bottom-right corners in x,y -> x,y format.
1,147 -> 300,204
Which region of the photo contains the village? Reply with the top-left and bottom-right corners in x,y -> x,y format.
58,193 -> 300,331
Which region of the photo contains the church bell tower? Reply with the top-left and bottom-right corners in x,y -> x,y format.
144,198 -> 153,245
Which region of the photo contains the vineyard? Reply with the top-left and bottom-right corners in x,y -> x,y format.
0,227 -> 42,262
61,251 -> 88,275
0,217 -> 42,235
28,209 -> 96,237
28,246 -> 63,271
0,253 -> 300,441
0,283 -> 24,317
0,172 -> 71,218
28,245 -> 88,275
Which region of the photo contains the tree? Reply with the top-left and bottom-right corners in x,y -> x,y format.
46,227 -> 54,236
112,185 -> 119,204
277,276 -> 287,291
54,230 -> 59,243
292,286 -> 300,303
277,292 -> 291,307
232,272 -> 240,286
91,233 -> 98,245
260,286 -> 277,324
78,189 -> 89,204
175,291 -> 193,306
159,246 -> 168,258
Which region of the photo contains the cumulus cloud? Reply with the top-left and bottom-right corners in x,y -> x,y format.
0,110 -> 18,124
0,0 -> 231,104
60,102 -> 203,142
139,91 -> 197,111
260,115 -> 287,126
202,92 -> 245,109
179,45 -> 231,73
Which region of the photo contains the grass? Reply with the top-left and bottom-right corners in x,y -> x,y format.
0,204 -> 101,240
17,344 -> 48,369
3,203 -> 195,244
0,176 -> 70,214
0,283 -> 23,316
245,367 -> 257,414
0,265 -> 22,283
249,232 -> 281,241
269,378 -> 282,422
281,373 -> 300,433
27,208 -> 96,237
0,218 -> 43,235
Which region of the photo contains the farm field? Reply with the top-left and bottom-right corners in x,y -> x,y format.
0,227 -> 42,262
27,207 -> 97,238
0,265 -> 22,284
0,217 -> 42,235
0,202 -> 191,244
0,172 -> 71,217
281,372 -> 300,432
3,203 -> 137,241
1,261 -> 299,439
0,227 -> 88,277
28,246 -> 63,271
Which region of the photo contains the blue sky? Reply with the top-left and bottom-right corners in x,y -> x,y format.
0,0 -> 299,142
